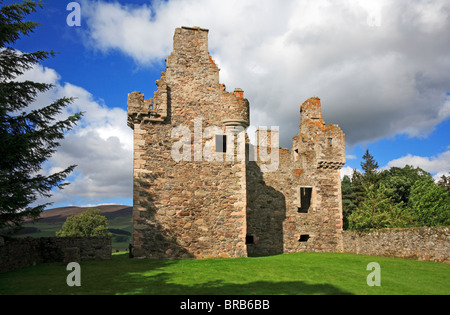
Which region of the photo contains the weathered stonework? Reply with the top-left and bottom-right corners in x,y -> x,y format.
127,27 -> 345,259
247,98 -> 345,256
0,236 -> 111,273
341,227 -> 450,263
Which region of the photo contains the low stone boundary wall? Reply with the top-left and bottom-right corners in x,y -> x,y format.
0,236 -> 111,273
341,226 -> 450,263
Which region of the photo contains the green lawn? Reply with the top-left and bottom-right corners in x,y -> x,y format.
0,252 -> 449,295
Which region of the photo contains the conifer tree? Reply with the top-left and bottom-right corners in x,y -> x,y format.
0,0 -> 82,231
348,184 -> 413,230
361,149 -> 379,186
341,175 -> 357,230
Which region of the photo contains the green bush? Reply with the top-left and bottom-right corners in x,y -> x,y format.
56,208 -> 110,237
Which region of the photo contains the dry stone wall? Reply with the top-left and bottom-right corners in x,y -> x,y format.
0,236 -> 111,273
341,227 -> 450,263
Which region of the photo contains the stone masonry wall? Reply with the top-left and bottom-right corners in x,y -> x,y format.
246,98 -> 345,256
0,236 -> 112,273
129,26 -> 249,259
341,227 -> 450,263
128,27 -> 346,259
289,98 -> 345,253
246,143 -> 288,256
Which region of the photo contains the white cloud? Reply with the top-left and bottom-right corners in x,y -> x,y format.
81,0 -> 450,148
16,0 -> 449,206
16,62 -> 60,84
16,64 -> 133,206
385,150 -> 450,181
340,166 -> 355,179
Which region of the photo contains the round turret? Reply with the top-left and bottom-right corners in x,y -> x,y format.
222,88 -> 250,132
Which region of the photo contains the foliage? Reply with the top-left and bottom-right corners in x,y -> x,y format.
378,165 -> 430,205
360,149 -> 379,186
348,184 -> 413,230
409,177 -> 450,227
0,0 -> 82,231
342,150 -> 449,231
56,208 -> 111,237
341,175 -> 357,230
437,173 -> 450,194
342,150 -> 380,229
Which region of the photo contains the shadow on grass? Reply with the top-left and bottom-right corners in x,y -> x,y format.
0,253 -> 354,295
109,257 -> 353,295
118,274 -> 353,295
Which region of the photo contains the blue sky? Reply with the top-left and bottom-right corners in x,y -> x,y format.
6,0 -> 450,208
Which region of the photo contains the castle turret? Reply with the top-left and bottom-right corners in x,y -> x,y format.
300,96 -> 324,127
221,87 -> 250,132
294,97 -> 345,170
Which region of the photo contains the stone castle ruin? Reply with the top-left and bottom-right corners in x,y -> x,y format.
127,26 -> 345,259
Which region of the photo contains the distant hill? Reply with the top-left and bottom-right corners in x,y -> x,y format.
15,205 -> 134,251
25,204 -> 132,223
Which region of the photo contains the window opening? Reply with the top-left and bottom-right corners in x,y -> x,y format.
245,235 -> 254,245
299,235 -> 310,242
298,187 -> 312,213
215,135 -> 227,153
294,148 -> 299,161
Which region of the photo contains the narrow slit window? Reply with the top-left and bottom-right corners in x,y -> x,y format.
298,187 -> 312,213
294,148 -> 299,161
215,135 -> 227,153
245,235 -> 254,245
328,138 -> 333,145
299,235 -> 310,242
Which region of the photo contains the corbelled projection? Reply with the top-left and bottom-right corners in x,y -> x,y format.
127,26 -> 345,259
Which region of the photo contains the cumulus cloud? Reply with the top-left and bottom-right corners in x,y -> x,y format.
385,150 -> 450,181
17,1 -> 448,205
340,166 -> 355,179
16,64 -> 133,207
81,0 -> 450,149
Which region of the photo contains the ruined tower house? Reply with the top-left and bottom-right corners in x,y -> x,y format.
127,26 -> 345,259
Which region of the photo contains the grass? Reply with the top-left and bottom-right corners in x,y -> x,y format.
0,252 -> 449,295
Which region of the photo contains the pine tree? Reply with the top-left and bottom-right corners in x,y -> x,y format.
348,184 -> 412,231
361,149 -> 378,175
350,167 -> 365,209
0,0 -> 82,232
